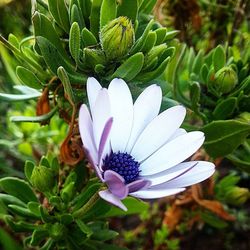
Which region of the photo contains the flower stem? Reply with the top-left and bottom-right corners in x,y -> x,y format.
72,187 -> 106,219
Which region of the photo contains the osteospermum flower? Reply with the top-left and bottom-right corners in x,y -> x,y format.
79,78 -> 215,211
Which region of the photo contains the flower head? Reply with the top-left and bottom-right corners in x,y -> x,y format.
79,78 -> 215,211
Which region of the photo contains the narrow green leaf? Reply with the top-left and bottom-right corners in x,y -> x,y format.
69,22 -> 81,63
139,0 -> 157,14
164,30 -> 180,41
203,120 -> 250,157
192,49 -> 204,75
0,92 -> 41,101
10,106 -> 58,123
111,52 -> 144,81
101,197 -> 149,217
0,228 -> 23,250
155,27 -> 167,45
130,19 -> 154,54
24,161 -> 35,182
16,66 -> 42,89
100,0 -> 117,28
200,64 -> 209,83
90,0 -> 103,38
32,12 -> 68,58
213,45 -> 226,72
81,28 -> 98,47
8,205 -> 40,219
136,57 -> 170,82
0,194 -> 26,208
57,67 -> 76,104
213,97 -> 237,120
30,229 -> 49,246
117,0 -> 138,23
76,220 -> 93,237
70,4 -> 85,29
140,31 -> 157,53
190,81 -> 201,111
0,177 -> 38,203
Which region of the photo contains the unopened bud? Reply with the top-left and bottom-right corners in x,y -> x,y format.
30,165 -> 55,193
225,187 -> 249,206
100,16 -> 135,61
213,66 -> 238,94
84,48 -> 106,68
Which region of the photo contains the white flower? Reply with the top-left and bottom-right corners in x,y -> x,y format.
79,77 -> 215,211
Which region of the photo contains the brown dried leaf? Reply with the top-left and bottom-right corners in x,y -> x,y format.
60,125 -> 84,166
36,87 -> 51,125
163,204 -> 183,232
192,185 -> 235,221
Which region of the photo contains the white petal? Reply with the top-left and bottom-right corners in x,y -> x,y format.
153,161 -> 215,188
92,89 -> 111,150
99,190 -> 127,211
168,128 -> 187,141
140,131 -> 205,175
130,188 -> 185,199
87,77 -> 102,115
126,85 -> 162,152
79,104 -> 98,164
108,78 -> 133,152
131,106 -> 186,162
144,161 -> 198,186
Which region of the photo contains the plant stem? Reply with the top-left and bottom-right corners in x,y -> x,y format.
72,187 -> 105,219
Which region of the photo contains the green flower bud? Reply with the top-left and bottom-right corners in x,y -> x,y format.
225,187 -> 250,206
100,16 -> 135,61
30,165 -> 55,193
49,223 -> 65,240
213,66 -> 238,94
84,48 -> 106,68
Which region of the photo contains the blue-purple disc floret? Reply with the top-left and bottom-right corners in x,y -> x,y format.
103,152 -> 140,184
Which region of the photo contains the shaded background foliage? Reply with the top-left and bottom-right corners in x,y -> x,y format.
0,0 -> 249,250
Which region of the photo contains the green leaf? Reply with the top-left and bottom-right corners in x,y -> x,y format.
192,49 -> 204,75
190,81 -> 201,111
117,0 -> 138,23
36,36 -> 74,74
48,0 -> 70,33
0,177 -> 37,203
155,27 -> 167,45
139,0 -> 157,14
200,211 -> 228,229
90,229 -> 118,241
32,12 -> 67,58
111,52 -> 144,81
100,0 -> 117,28
57,67 -> 76,103
140,31 -> 157,53
0,228 -> 23,250
202,120 -> 250,157
81,28 -> 98,47
8,204 -> 40,219
212,97 -> 237,120
4,216 -> 36,232
0,92 -> 41,101
90,0 -> 103,38
30,229 -> 49,246
70,4 -> 85,29
27,202 -> 41,217
213,45 -> 226,72
76,220 -> 93,237
164,30 -> 180,41
16,66 -> 42,89
200,64 -> 209,83
102,197 -> 149,217
10,106 -> 58,123
69,22 -> 81,63
0,194 -> 26,208
136,56 -> 170,82
130,19 -> 154,54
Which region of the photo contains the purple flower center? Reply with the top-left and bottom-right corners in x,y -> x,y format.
103,152 -> 140,184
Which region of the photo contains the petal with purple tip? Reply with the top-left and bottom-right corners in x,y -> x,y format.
127,179 -> 151,193
104,170 -> 128,199
99,190 -> 127,211
98,117 -> 113,165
